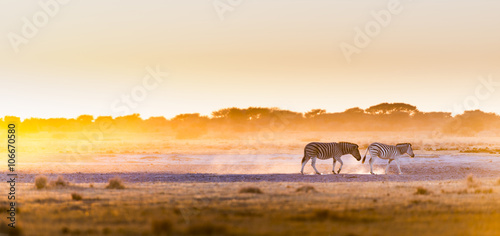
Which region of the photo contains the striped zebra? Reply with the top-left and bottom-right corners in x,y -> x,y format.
362,142 -> 415,175
301,142 -> 361,175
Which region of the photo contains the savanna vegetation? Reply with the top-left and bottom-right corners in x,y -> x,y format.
2,103 -> 500,139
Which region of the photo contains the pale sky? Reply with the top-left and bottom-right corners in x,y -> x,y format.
0,0 -> 499,119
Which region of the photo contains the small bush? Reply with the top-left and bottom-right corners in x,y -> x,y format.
35,175 -> 48,189
239,187 -> 263,194
71,193 -> 83,201
52,175 -> 69,187
415,186 -> 430,195
151,219 -> 173,235
466,174 -> 481,188
296,185 -> 317,193
106,177 -> 125,189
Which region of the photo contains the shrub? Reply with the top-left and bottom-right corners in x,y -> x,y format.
151,219 -> 173,235
239,187 -> 263,194
52,175 -> 69,187
466,174 -> 481,188
296,185 -> 317,193
415,186 -> 430,195
71,193 -> 83,201
106,177 -> 125,189
35,175 -> 48,189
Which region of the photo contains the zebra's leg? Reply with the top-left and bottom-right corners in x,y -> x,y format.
395,158 -> 403,174
332,159 -> 337,174
369,155 -> 376,175
301,156 -> 310,174
337,158 -> 344,174
385,159 -> 393,174
311,157 -> 321,175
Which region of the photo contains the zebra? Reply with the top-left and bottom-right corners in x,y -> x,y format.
362,142 -> 415,175
300,142 -> 361,175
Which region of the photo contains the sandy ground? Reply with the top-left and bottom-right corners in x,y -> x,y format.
1,152 -> 499,235
9,153 -> 500,181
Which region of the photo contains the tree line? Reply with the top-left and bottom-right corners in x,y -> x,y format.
1,103 -> 499,138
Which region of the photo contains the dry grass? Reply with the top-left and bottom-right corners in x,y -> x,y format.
239,187 -> 263,194
71,193 -> 83,201
106,177 -> 126,189
0,221 -> 23,236
186,223 -> 227,235
35,175 -> 48,189
9,180 -> 500,236
474,188 -> 493,194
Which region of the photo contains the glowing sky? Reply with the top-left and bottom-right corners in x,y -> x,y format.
1,0 -> 499,119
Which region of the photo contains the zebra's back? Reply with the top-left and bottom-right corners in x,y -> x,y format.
304,142 -> 342,160
368,142 -> 398,158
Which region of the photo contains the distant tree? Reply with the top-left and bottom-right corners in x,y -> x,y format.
443,110 -> 500,136
171,113 -> 209,139
77,115 -> 94,126
115,114 -> 142,132
305,109 -> 326,118
344,107 -> 364,114
4,116 -> 21,124
366,103 -> 418,115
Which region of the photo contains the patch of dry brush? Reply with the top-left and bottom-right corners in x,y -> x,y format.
296,185 -> 317,193
415,186 -> 430,195
35,175 -> 48,189
106,177 -> 126,189
239,187 -> 263,194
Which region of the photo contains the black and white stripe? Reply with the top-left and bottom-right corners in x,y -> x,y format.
362,142 -> 415,175
301,142 -> 361,175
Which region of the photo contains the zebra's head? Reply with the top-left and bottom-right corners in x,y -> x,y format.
397,143 -> 415,158
341,142 -> 362,161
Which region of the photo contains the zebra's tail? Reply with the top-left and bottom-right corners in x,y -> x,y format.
301,148 -> 307,164
362,148 -> 369,164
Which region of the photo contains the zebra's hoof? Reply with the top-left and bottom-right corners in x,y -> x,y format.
332,171 -> 336,174
370,173 -> 375,175
315,172 -> 321,175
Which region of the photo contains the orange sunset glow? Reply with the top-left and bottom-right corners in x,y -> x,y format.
0,1 -> 499,236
